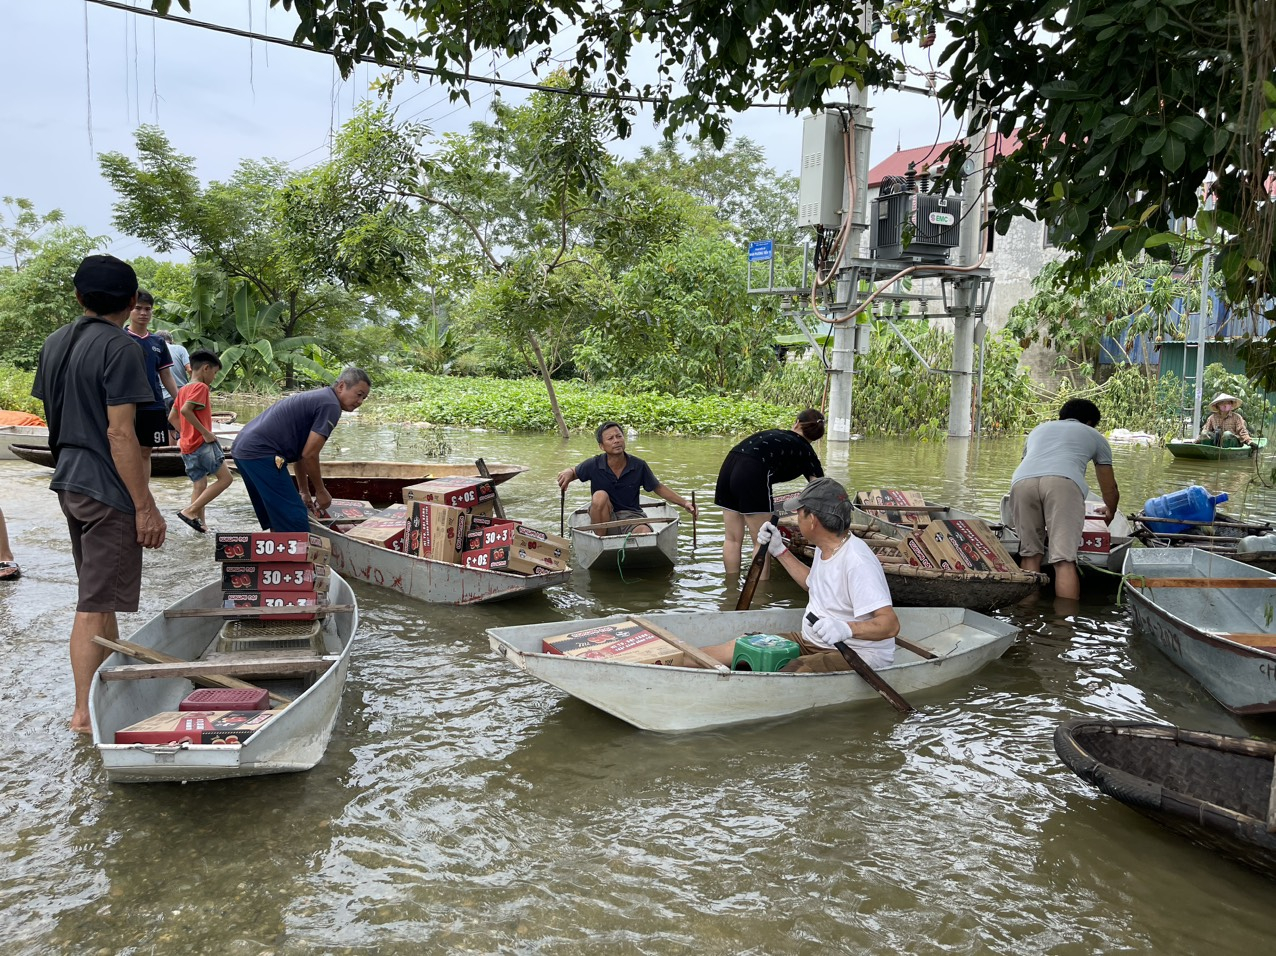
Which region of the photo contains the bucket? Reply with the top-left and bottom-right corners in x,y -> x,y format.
1143,485 -> 1229,535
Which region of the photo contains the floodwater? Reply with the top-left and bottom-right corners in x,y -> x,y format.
3,418 -> 1276,955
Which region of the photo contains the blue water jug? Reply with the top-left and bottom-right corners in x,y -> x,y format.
1143,485 -> 1229,534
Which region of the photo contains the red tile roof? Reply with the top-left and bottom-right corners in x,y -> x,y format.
868,129 -> 1023,187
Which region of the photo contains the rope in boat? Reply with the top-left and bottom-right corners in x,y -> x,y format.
615,528 -> 636,583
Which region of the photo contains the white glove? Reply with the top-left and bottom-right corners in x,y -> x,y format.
812,617 -> 852,645
756,521 -> 787,557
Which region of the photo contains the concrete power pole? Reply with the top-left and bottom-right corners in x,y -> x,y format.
826,96 -> 873,444
947,120 -> 989,438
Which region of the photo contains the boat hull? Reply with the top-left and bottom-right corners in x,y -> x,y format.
9,429 -> 238,474
569,501 -> 679,570
1122,549 -> 1276,714
1167,437 -> 1265,461
90,574 -> 358,783
487,606 -> 1017,732
1054,719 -> 1276,879
229,460 -> 528,507
312,517 -> 570,604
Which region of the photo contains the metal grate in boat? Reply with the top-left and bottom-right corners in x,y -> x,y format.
216,619 -> 323,654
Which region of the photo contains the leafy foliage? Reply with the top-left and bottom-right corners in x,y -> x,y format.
0,197 -> 65,271
369,371 -> 795,435
0,363 -> 40,416
0,224 -> 102,369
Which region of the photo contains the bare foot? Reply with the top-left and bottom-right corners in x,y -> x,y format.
70,711 -> 93,735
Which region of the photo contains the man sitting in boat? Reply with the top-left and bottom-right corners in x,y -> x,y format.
1192,393 -> 1257,448
556,421 -> 698,533
700,477 -> 900,672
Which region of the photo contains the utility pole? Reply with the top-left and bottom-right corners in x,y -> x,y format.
1190,191 -> 1215,437
946,115 -> 989,438
826,97 -> 873,443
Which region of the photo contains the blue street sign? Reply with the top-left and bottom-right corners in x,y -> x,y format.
748,240 -> 773,262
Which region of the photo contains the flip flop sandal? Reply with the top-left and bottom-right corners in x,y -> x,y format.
176,512 -> 207,534
0,561 -> 20,581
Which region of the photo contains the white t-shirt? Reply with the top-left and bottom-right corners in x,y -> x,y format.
801,534 -> 895,667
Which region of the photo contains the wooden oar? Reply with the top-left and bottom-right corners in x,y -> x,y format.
691,490 -> 697,552
474,458 -> 506,519
559,487 -> 566,538
806,612 -> 915,714
735,512 -> 779,611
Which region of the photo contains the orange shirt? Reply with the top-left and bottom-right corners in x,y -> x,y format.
175,381 -> 213,455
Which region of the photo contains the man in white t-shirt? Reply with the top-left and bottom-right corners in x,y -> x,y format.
1008,398 -> 1120,600
702,477 -> 900,671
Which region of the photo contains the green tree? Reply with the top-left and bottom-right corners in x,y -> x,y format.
0,224 -> 103,369
157,1 -> 1276,380
1,197 -> 66,271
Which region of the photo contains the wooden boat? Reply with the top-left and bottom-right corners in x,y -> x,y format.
568,500 -> 679,570
1130,510 -> 1276,572
780,508 -> 1047,611
1167,436 -> 1266,461
486,606 -> 1018,732
1054,719 -> 1276,880
1122,548 -> 1276,714
855,492 -> 1134,573
227,460 -> 528,507
0,425 -> 49,460
311,516 -> 570,604
90,574 -> 359,783
9,431 -> 239,475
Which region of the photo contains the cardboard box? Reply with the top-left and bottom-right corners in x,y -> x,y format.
221,562 -> 329,592
462,545 -> 510,571
502,547 -> 568,575
505,522 -> 571,562
542,621 -> 683,665
345,515 -> 410,552
857,489 -> 930,527
214,532 -> 330,564
929,518 -> 1017,573
903,533 -> 938,569
318,498 -> 378,521
406,501 -> 469,563
222,590 -> 322,621
114,710 -> 280,745
1080,518 -> 1112,554
180,688 -> 269,711
918,521 -> 967,571
402,476 -> 496,509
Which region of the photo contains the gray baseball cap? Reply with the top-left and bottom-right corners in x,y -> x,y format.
796,477 -> 853,526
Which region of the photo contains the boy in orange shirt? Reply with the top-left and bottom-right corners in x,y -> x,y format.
168,350 -> 233,533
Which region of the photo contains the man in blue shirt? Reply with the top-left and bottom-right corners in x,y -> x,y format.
556,421 -> 697,533
231,368 -> 371,532
126,289 -> 180,479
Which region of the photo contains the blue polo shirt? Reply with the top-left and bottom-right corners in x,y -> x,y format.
574,453 -> 659,513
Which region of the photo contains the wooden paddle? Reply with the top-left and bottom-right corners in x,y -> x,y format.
691,490 -> 697,552
735,512 -> 779,611
806,612 -> 915,714
559,487 -> 566,537
628,615 -> 728,673
474,458 -> 506,519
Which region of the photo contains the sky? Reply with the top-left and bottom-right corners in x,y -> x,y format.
1,0 -> 960,262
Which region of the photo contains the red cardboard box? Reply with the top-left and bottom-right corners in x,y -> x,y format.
345,515 -> 411,552
223,590 -> 322,621
180,688 -> 269,711
1080,518 -> 1111,554
214,532 -> 330,564
462,545 -> 511,571
318,498 -> 377,521
221,562 -> 329,592
114,710 -> 280,745
407,501 -> 469,563
402,476 -> 497,509
542,621 -> 683,665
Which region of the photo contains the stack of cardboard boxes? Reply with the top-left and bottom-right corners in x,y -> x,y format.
215,531 -> 332,620
541,620 -> 684,665
332,476 -> 570,575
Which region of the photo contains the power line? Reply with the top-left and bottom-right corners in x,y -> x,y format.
83,0 -> 721,107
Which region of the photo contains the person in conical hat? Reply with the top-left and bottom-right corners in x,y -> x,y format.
1195,393 -> 1256,447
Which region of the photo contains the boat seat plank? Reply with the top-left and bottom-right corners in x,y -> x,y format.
574,517 -> 678,533
91,635 -> 294,705
1131,578 -> 1276,589
99,655 -> 335,682
1212,633 -> 1276,650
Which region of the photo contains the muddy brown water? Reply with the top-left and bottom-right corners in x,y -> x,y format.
3,420 -> 1276,954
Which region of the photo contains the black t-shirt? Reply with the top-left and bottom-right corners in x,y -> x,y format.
32,315 -> 154,513
729,429 -> 824,483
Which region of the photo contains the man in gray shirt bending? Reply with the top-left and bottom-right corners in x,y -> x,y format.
1008,398 -> 1119,600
